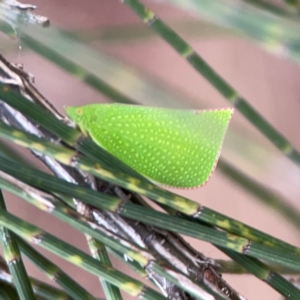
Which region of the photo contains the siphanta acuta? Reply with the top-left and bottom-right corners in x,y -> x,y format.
65,104 -> 233,188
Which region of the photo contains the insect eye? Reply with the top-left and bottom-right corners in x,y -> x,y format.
76,108 -> 83,115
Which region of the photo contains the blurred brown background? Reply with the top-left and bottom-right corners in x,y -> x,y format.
1,0 -> 300,299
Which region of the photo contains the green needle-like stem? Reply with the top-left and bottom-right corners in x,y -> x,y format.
0,209 -> 166,300
16,237 -> 95,300
122,0 -> 300,170
0,191 -> 35,300
86,236 -> 123,300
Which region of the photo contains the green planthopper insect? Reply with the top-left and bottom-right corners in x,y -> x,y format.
65,104 -> 233,189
